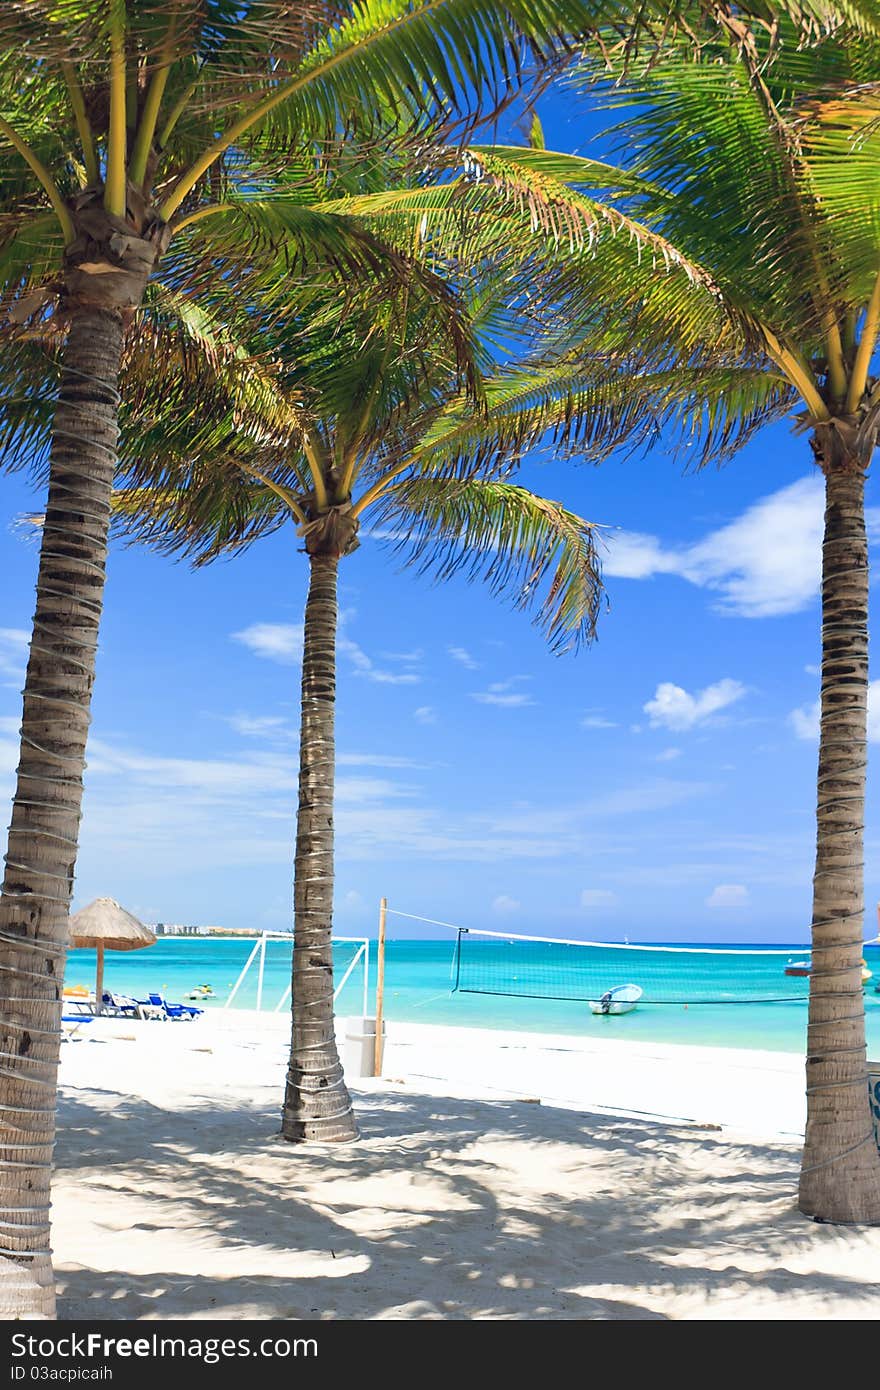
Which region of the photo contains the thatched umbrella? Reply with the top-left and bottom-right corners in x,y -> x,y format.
69,898 -> 156,1014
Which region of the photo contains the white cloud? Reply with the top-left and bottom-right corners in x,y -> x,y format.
603,532 -> 680,581
581,710 -> 617,729
233,623 -> 302,664
580,889 -> 617,909
337,752 -> 422,769
790,680 -> 880,742
472,677 -> 535,709
491,894 -> 520,915
644,678 -> 746,731
448,646 -> 479,670
706,884 -> 749,908
0,715 -> 20,777
414,706 -> 437,725
233,620 -> 420,685
655,748 -> 682,762
29,725 -> 715,876
790,700 -> 820,741
381,649 -> 423,663
473,691 -> 534,708
604,477 -> 880,618
0,628 -> 28,686
338,635 -> 420,685
225,714 -> 291,739
486,780 -> 711,834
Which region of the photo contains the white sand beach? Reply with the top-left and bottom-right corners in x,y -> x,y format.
52,1011 -> 880,1320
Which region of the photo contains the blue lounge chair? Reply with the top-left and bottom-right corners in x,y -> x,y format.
61,1014 -> 93,1041
143,992 -> 203,1021
102,991 -> 139,1017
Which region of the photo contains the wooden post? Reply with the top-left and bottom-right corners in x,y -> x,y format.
95,943 -> 104,1015
374,897 -> 387,1077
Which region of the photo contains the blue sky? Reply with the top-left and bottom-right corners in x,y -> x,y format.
1,86 -> 879,945
3,424 -> 878,945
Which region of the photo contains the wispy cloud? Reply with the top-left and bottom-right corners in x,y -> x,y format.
380,648 -> 423,663
337,752 -> 424,769
706,883 -> 749,908
473,691 -> 533,708
604,477 -> 880,618
233,623 -> 302,664
0,714 -> 20,778
233,619 -> 421,685
224,713 -> 292,740
581,710 -> 617,729
472,677 -> 534,709
448,646 -> 479,670
0,721 -> 721,882
644,678 -> 746,731
491,894 -> 520,915
338,635 -> 421,685
0,628 -> 28,687
790,680 -> 880,742
484,779 -> 712,837
655,748 -> 682,762
414,706 -> 437,725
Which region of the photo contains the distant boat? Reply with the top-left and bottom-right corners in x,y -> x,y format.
589,984 -> 643,1016
785,960 -> 811,978
785,960 -> 872,983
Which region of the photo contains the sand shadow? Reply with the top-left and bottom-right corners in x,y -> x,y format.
52,1084 -> 875,1320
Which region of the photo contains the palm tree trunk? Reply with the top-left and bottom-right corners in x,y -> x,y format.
0,307 -> 124,1317
282,553 -> 357,1142
799,459 -> 880,1223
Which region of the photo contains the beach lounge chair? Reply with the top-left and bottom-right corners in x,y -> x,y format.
102,991 -> 139,1017
144,992 -> 203,1021
61,1014 -> 93,1041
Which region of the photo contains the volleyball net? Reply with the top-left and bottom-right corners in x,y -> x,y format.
449,926 -> 830,1006
223,933 -> 369,1013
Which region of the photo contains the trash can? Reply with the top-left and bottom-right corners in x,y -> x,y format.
869,1061 -> 880,1155
344,1016 -> 386,1079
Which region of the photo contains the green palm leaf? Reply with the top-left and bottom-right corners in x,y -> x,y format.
377,475 -> 604,650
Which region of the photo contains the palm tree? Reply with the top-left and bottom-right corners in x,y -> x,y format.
427,15 -> 880,1221
113,267 -> 619,1145
0,0 -> 663,1314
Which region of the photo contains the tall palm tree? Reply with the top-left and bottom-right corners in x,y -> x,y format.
113,268 -> 622,1145
0,0 -> 677,1320
421,15 -> 880,1222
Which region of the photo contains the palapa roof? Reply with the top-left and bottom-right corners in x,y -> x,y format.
69,897 -> 156,952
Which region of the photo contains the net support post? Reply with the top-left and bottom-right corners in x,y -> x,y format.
374,897 -> 387,1077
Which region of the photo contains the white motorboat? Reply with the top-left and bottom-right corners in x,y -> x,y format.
589,983 -> 643,1016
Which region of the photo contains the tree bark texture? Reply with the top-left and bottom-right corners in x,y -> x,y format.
0,309 -> 124,1316
282,554 -> 357,1142
799,459 -> 880,1222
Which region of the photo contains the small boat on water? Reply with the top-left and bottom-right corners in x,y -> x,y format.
785,960 -> 872,982
589,984 -> 643,1016
785,960 -> 811,978
185,983 -> 214,1000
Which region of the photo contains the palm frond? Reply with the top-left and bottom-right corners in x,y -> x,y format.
378,475 -> 605,651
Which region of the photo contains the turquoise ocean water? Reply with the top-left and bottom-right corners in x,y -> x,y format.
66,936 -> 880,1056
